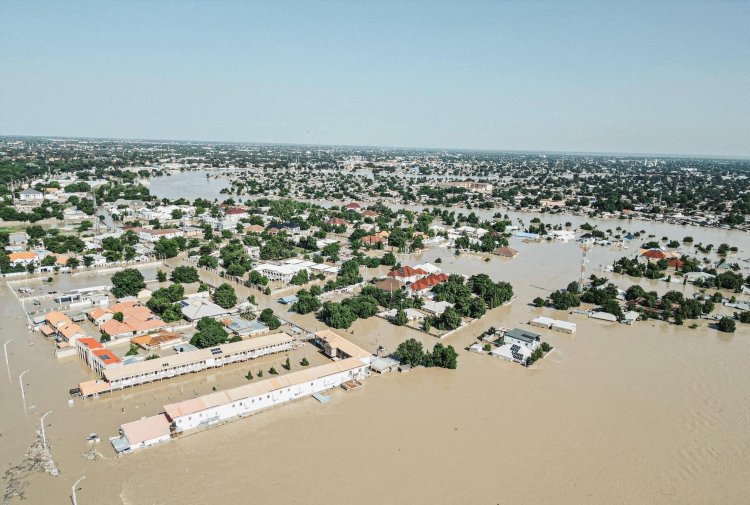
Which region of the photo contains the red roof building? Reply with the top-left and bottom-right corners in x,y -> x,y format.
641,249 -> 668,260
409,273 -> 449,293
667,258 -> 685,269
362,235 -> 386,246
387,266 -> 428,283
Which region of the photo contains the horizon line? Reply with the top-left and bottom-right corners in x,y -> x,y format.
1,133 -> 749,162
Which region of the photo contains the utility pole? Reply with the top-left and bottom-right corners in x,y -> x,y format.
4,339 -> 14,382
41,411 -> 52,452
19,369 -> 30,407
72,476 -> 85,505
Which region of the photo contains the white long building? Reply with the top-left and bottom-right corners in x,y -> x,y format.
102,332 -> 294,391
253,258 -> 338,283
164,357 -> 369,433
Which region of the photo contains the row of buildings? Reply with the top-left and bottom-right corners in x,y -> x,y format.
111,330 -> 372,453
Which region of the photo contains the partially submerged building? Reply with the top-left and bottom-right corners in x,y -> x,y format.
80,333 -> 294,395
164,357 -> 370,433
112,414 -> 171,454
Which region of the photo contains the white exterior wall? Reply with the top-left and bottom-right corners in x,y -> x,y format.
19,191 -> 43,201
138,230 -> 184,242
127,433 -> 171,452
505,336 -> 540,351
172,364 -> 368,432
108,340 -> 293,390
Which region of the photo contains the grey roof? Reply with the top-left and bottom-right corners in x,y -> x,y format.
173,343 -> 199,353
224,316 -> 268,334
111,436 -> 130,453
20,188 -> 42,195
179,299 -> 231,321
505,328 -> 541,343
370,357 -> 399,372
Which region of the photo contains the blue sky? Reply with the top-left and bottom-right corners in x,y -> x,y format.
1,0 -> 748,156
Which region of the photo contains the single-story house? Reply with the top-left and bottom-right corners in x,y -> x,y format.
491,343 -> 532,364
113,414 -> 171,453
179,299 -> 232,322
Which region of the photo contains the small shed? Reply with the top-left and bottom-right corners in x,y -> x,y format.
529,316 -> 554,329
278,295 -> 298,305
590,311 -> 618,322
370,357 -> 399,374
622,311 -> 640,325
551,320 -> 577,334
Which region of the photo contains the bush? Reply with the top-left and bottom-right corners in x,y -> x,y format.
718,316 -> 736,333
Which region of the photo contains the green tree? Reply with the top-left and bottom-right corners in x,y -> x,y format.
171,265 -> 200,283
154,237 -> 179,258
258,308 -> 281,330
111,268 -> 146,298
157,270 -> 167,282
190,318 -> 228,348
718,316 -> 736,333
291,290 -> 321,314
213,283 -> 237,309
290,269 -> 309,285
425,343 -> 458,369
396,338 -> 425,367
392,307 -> 408,326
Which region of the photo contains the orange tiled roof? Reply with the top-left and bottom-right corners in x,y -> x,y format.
101,319 -> 133,336
59,323 -> 85,339
388,266 -> 428,279
409,273 -> 448,292
77,337 -> 104,350
45,311 -> 71,329
8,251 -> 37,261
88,307 -> 110,321
91,348 -> 121,365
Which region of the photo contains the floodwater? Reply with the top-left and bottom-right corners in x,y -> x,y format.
2,188 -> 750,504
150,170 -> 747,250
148,170 -> 231,201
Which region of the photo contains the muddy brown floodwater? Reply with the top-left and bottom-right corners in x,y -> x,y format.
1,221 -> 749,504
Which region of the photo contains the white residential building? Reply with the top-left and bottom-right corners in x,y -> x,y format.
19,189 -> 44,201
137,228 -> 184,242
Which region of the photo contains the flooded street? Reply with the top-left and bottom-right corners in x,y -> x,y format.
2,182 -> 750,504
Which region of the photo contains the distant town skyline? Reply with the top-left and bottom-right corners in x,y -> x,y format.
1,0 -> 749,157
